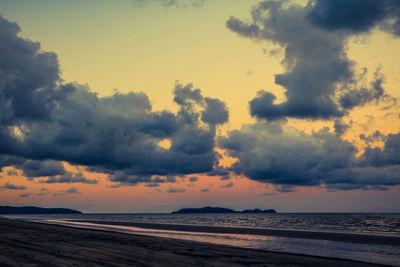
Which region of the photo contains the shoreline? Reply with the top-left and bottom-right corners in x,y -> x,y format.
0,217 -> 388,266
70,219 -> 400,246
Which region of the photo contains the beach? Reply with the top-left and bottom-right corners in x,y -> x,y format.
0,217 -> 386,266
72,219 -> 400,246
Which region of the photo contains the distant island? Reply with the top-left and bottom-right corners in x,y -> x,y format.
172,206 -> 277,214
0,206 -> 82,214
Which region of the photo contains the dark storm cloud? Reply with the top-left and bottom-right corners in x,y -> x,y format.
0,155 -> 66,179
0,155 -> 23,169
333,119 -> 350,137
0,15 -> 70,125
220,122 -> 400,190
0,182 -> 26,190
17,160 -> 66,179
360,133 -> 400,167
308,0 -> 400,35
227,1 -> 392,121
0,15 -> 229,185
201,98 -> 229,125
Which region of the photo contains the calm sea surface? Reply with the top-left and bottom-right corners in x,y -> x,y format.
5,213 -> 400,266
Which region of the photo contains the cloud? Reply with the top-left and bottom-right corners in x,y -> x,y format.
200,188 -> 209,192
37,187 -> 51,196
359,132 -> 400,167
206,166 -> 231,180
166,186 -> 186,193
308,0 -> 400,35
13,187 -> 50,197
66,186 -> 80,194
359,130 -> 387,144
6,169 -> 19,176
338,69 -> 388,109
54,186 -> 81,196
109,174 -> 180,186
226,1 -> 392,121
132,0 -> 206,8
201,98 -> 229,126
40,172 -> 98,184
333,119 -> 350,137
275,184 -> 296,193
145,183 -> 160,187
0,182 -> 26,190
17,160 -> 66,179
0,15 -> 70,125
220,122 -> 400,190
0,15 -> 228,186
189,176 -> 198,182
221,182 -> 233,188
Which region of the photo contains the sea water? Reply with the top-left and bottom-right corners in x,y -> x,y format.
5,213 -> 400,266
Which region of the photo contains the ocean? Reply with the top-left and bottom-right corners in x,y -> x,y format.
4,212 -> 400,266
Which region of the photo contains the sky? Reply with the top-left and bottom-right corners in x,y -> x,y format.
0,0 -> 399,213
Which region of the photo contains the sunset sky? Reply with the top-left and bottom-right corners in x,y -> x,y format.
0,0 -> 399,213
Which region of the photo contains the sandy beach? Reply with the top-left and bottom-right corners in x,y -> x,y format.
72,219 -> 400,246
0,217 -> 387,266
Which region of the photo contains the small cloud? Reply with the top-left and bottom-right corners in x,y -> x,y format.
221,182 -> 233,188
1,182 -> 27,190
107,184 -> 122,188
364,185 -> 390,191
36,187 -> 51,196
37,191 -> 50,196
40,172 -> 98,184
200,188 -> 209,192
189,176 -> 198,182
275,184 -> 296,193
7,169 -> 19,176
54,186 -> 81,196
145,183 -> 160,187
220,174 -> 230,181
66,186 -> 81,194
166,176 -> 177,183
262,192 -> 276,196
19,193 -> 31,198
166,186 -> 186,193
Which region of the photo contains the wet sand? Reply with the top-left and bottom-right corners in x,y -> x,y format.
73,219 -> 400,246
0,217 -> 388,266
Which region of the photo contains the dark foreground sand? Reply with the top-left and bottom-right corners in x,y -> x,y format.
0,218 -> 387,266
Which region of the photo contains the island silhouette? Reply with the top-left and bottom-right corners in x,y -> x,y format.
0,206 -> 82,214
172,206 -> 277,214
